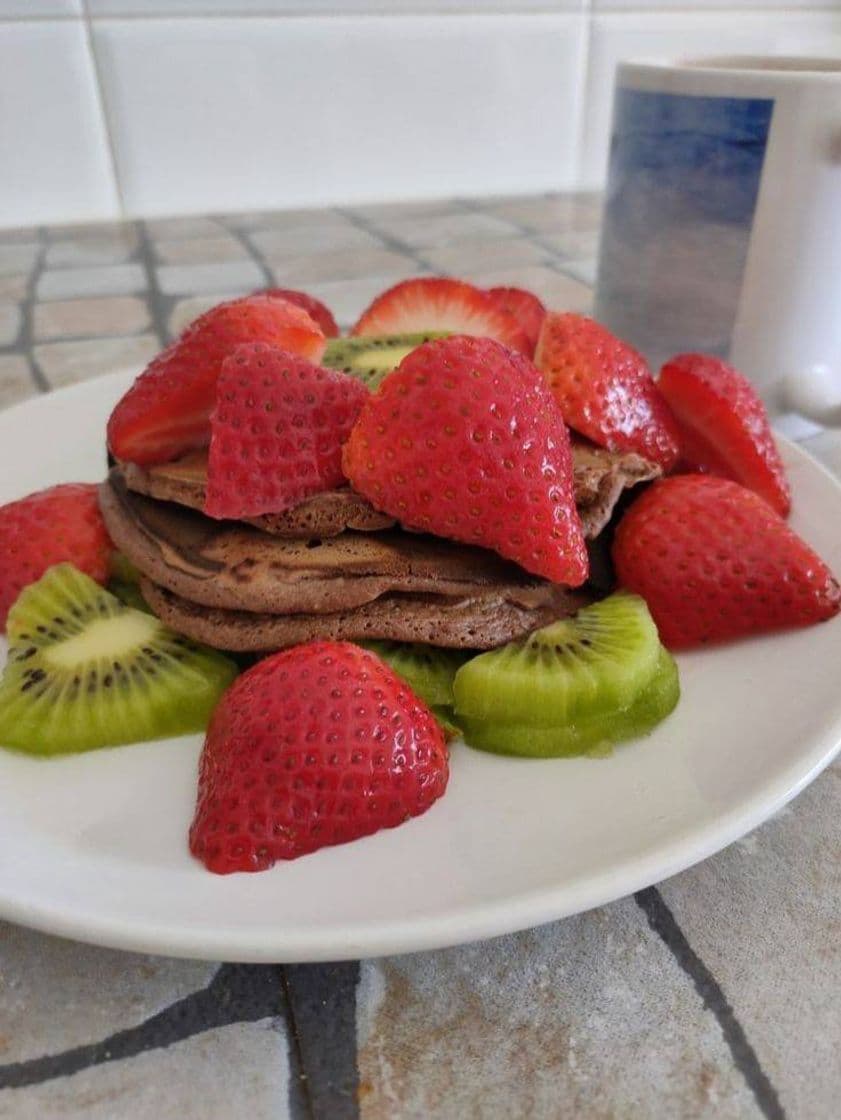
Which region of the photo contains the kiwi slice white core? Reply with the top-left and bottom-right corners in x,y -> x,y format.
46,611 -> 159,668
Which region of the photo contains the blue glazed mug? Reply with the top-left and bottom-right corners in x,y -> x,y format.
595,56 -> 841,430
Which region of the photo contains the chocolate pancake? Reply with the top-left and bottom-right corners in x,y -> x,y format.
121,443 -> 659,541
101,472 -> 574,617
141,578 -> 589,652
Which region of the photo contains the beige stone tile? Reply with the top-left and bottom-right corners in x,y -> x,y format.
153,236 -> 249,266
349,199 -> 465,224
34,297 -> 151,341
357,898 -> 761,1120
0,355 -> 36,409
0,275 -> 29,300
0,1019 -> 289,1120
269,247 -> 416,286
0,226 -> 39,244
0,923 -> 216,1064
222,208 -> 355,233
0,243 -> 39,278
659,765 -> 841,1120
561,258 -> 598,287
456,265 -> 593,313
45,232 -> 138,269
146,216 -> 227,241
374,212 -> 519,249
251,223 -> 383,259
168,292 -> 241,338
540,230 -> 601,259
156,260 -> 264,296
37,265 -> 147,301
419,238 -> 551,275
482,193 -> 604,233
0,302 -> 21,346
304,275 -> 421,331
35,335 -> 160,389
46,222 -> 136,242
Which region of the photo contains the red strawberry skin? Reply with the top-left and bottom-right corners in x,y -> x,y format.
205,343 -> 369,520
535,312 -> 681,471
343,335 -> 588,586
0,484 -> 112,630
658,352 -> 791,517
486,286 -> 546,357
259,287 -> 339,338
107,296 -> 326,467
350,277 -> 530,355
189,641 -> 449,872
612,475 -> 840,649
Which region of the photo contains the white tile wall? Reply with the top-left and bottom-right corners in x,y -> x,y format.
0,4 -> 838,227
0,20 -> 118,227
92,14 -> 586,218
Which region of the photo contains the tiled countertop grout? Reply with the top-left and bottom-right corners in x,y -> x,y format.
0,193 -> 838,1120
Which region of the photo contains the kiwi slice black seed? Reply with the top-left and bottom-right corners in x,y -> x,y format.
0,563 -> 237,756
459,647 -> 680,759
453,592 -> 662,730
322,332 -> 450,390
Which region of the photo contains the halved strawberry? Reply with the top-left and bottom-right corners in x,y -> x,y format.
107,295 -> 326,467
257,287 -> 339,338
658,353 -> 790,517
350,278 -> 530,354
486,286 -> 546,357
534,312 -> 681,471
205,343 -> 368,520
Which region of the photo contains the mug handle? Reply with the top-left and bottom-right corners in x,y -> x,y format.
783,366 -> 841,428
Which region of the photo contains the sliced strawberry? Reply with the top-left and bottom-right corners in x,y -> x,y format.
612,474 -> 840,648
107,295 -> 326,467
257,287 -> 339,338
0,483 -> 112,630
343,335 -> 588,585
658,352 -> 791,516
189,641 -> 449,871
486,286 -> 546,357
534,312 -> 681,471
350,277 -> 530,354
205,343 -> 368,520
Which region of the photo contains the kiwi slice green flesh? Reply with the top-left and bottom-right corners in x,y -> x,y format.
0,563 -> 237,756
453,592 -> 662,729
360,640 -> 468,709
323,332 -> 450,390
460,648 -> 679,759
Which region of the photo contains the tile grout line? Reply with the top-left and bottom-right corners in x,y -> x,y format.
225,222 -> 275,289
334,207 -> 431,274
635,887 -> 786,1120
80,0 -> 127,221
21,229 -> 50,393
134,221 -> 171,345
0,963 -> 286,1092
280,969 -> 317,1120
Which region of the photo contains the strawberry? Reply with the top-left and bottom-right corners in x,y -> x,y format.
486,286 -> 546,357
658,352 -> 790,517
205,343 -> 368,520
343,335 -> 588,586
534,312 -> 681,471
0,483 -> 112,630
612,475 -> 840,649
189,641 -> 449,871
258,287 -> 339,338
107,295 -> 326,467
350,277 -> 530,355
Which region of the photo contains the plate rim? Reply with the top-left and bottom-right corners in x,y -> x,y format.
0,372 -> 839,962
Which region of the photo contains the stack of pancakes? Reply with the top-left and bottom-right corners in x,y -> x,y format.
98,445 -> 659,652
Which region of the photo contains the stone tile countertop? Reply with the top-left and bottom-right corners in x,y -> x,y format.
0,194 -> 839,1120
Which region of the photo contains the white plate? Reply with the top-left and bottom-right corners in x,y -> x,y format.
1,372 -> 840,963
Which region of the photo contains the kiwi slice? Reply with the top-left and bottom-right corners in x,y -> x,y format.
459,648 -> 679,758
322,332 -> 450,390
361,640 -> 467,708
0,564 -> 237,756
453,592 -> 662,730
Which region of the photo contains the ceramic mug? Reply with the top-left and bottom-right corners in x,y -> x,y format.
594,56 -> 841,432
